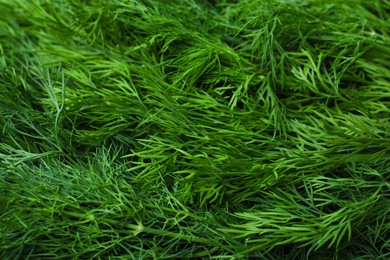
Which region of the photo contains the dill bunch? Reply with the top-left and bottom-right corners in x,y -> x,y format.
1,0 -> 389,258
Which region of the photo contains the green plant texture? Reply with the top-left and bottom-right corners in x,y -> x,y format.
1,0 -> 389,259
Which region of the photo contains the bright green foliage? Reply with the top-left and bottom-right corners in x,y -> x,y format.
1,0 -> 389,258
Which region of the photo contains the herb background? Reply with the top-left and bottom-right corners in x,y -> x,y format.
0,0 -> 389,259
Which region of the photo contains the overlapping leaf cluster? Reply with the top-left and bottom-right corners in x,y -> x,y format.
1,0 -> 389,258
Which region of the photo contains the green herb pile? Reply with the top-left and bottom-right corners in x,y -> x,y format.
1,0 -> 389,258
